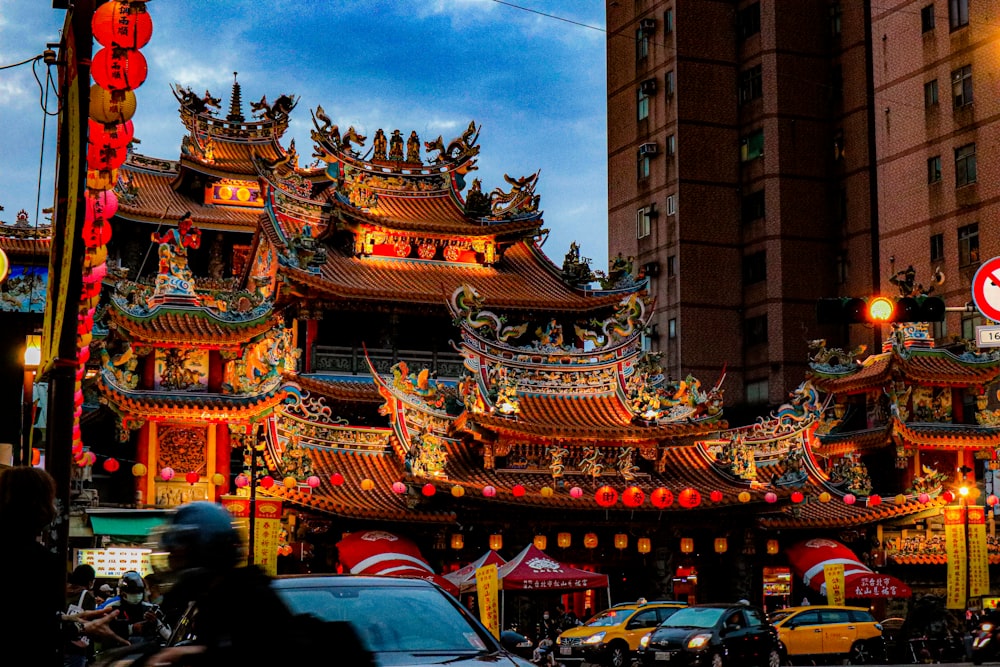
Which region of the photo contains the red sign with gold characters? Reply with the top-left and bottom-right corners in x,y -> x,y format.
944,506 -> 968,609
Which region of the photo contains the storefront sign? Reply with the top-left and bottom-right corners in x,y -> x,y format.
75,548 -> 152,578
476,563 -> 499,638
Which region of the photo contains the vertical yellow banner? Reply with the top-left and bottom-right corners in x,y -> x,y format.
944,506 -> 967,609
476,563 -> 500,638
254,499 -> 283,576
824,563 -> 845,606
968,505 -> 989,597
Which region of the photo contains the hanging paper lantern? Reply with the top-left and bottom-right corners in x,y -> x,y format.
184,472 -> 199,485
989,494 -> 999,507
89,118 -> 134,149
512,484 -> 526,498
680,537 -> 694,553
283,476 -> 298,489
941,490 -> 955,503
637,537 -> 652,554
31,448 -> 41,466
422,483 -> 436,497
569,486 -> 583,499
764,492 -> 778,504
557,532 -> 571,548
391,481 -> 406,494
330,473 -> 344,486
306,475 -> 321,489
260,475 -> 275,489
87,168 -> 119,191
489,534 -> 503,550
790,491 -> 804,504
91,47 -> 148,91
483,485 -> 496,498
614,534 -> 628,550
540,486 -> 554,498
738,491 -> 752,503
84,189 -> 119,222
766,539 -> 780,555
234,473 -> 249,488
623,486 -> 645,507
894,494 -> 906,505
651,487 -> 674,508
450,534 -> 464,550
843,493 -> 856,505
451,485 -> 465,498
87,140 -> 128,172
93,1 -> 154,49
77,453 -> 92,468
709,490 -> 724,503
533,535 -> 548,550
583,533 -> 598,549
868,494 -> 882,507
102,458 -> 119,473
678,487 -> 701,508
818,491 -> 831,503
359,479 -> 374,491
89,86 -> 137,124
595,485 -> 618,507
131,463 -> 146,477
211,473 -> 225,487
159,466 -> 174,481
918,492 -> 930,503
82,219 -> 112,249
714,537 -> 728,554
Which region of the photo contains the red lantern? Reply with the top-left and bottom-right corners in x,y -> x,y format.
260,475 -> 275,489
87,140 -> 128,172
595,485 -> 618,507
330,473 -> 344,486
422,483 -> 436,497
623,486 -> 645,507
790,491 -> 804,504
941,490 -> 955,503
93,1 -> 154,49
989,494 -> 999,507
512,484 -> 526,498
82,218 -> 113,248
650,487 -> 674,508
102,458 -> 119,473
678,487 -> 701,509
868,494 -> 882,507
709,490 -> 724,503
89,118 -> 134,149
91,47 -> 148,91
185,471 -> 199,485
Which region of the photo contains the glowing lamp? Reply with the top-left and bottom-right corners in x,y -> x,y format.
330,473 -> 344,486
790,491 -> 804,504
450,534 -> 464,550
359,479 -> 374,491
569,486 -> 583,499
714,538 -> 728,554
483,485 -> 496,498
391,481 -> 406,494
818,491 -> 831,503
159,467 -> 174,481
512,484 -> 526,498
489,534 -> 503,550
540,486 -> 554,498
651,487 -> 674,508
766,539 -> 779,555
678,488 -> 701,508
583,533 -> 598,549
680,537 -> 694,554
764,492 -> 777,504
23,335 -> 41,369
595,485 -> 618,507
637,537 -> 651,554
234,473 -> 249,488
451,485 -> 465,498
614,534 -> 628,550
557,532 -> 571,548
959,486 -> 970,498
918,492 -> 930,503
212,473 -> 225,487
989,495 -> 999,507
422,483 -> 436,497
738,491 -> 752,503
623,486 -> 645,507
307,475 -> 321,488
868,296 -> 895,322
283,476 -> 298,489
709,490 -> 723,503
131,463 -> 146,477
843,493 -> 856,505
31,449 -> 40,466
533,535 -> 548,550
102,458 -> 119,473
260,475 -> 275,489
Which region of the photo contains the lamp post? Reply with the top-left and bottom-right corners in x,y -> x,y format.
19,334 -> 42,466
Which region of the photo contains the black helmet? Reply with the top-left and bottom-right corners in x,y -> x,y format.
159,501 -> 243,573
119,570 -> 145,594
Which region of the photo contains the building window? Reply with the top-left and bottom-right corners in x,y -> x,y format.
664,8 -> 673,32
666,255 -> 676,277
668,318 -> 677,339
637,154 -> 651,180
738,65 -> 763,105
741,189 -> 765,223
921,4 -> 935,31
665,70 -> 674,97
637,89 -> 650,121
949,0 -> 969,29
829,2 -> 842,36
962,313 -> 983,340
666,134 -> 675,156
746,378 -> 769,405
924,80 -> 938,107
958,223 -> 979,267
952,65 -> 973,108
636,207 -> 653,239
740,129 -> 764,162
930,233 -> 944,263
666,194 -> 676,215
743,251 -> 766,285
927,155 -> 942,183
932,319 -> 947,340
955,143 -> 976,187
745,314 -> 768,346
738,2 -> 761,40
636,27 -> 650,61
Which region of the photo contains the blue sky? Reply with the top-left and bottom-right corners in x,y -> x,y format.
0,0 -> 610,271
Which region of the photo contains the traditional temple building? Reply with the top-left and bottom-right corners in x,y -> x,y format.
84,78 -> 999,605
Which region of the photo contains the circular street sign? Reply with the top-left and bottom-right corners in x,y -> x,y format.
972,257 -> 1000,322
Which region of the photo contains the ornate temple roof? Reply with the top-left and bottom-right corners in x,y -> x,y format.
0,210 -> 51,257
759,495 -> 948,529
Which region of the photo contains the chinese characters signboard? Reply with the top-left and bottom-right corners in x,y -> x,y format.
476,564 -> 499,638
944,506 -> 967,609
824,563 -> 845,606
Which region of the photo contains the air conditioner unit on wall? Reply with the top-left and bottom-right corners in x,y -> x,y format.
643,261 -> 661,277
639,142 -> 659,156
640,79 -> 657,95
640,18 -> 657,31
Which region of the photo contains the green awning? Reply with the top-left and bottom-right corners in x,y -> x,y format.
89,514 -> 167,537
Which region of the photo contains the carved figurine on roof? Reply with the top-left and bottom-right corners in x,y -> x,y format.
250,93 -> 298,122
150,212 -> 201,303
561,242 -> 595,288
172,84 -> 221,115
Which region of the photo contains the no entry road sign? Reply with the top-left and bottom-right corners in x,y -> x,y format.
972,257 -> 1000,322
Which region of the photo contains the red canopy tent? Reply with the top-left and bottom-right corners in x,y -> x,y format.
445,549 -> 507,593
496,544 -> 610,592
787,538 -> 912,599
336,529 -> 460,596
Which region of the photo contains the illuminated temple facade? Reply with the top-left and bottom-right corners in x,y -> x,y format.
85,79 -> 1000,602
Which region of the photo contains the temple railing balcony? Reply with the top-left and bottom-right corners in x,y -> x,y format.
312,345 -> 466,380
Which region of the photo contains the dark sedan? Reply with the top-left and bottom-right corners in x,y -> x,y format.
272,574 -> 533,666
638,603 -> 785,667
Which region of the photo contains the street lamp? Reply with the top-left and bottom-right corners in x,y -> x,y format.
19,334 -> 42,466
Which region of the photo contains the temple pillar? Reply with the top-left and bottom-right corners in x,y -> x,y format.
303,319 -> 319,372
952,389 -> 964,423
215,423 -> 231,498
142,352 -> 155,390
147,422 -> 158,506
208,350 -> 223,393
136,422 -> 150,505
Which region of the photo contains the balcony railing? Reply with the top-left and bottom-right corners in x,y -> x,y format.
312,345 -> 466,379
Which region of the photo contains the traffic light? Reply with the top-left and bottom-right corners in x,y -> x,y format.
817,295 -> 945,324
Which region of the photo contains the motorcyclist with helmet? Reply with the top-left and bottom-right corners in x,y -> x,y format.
102,571 -> 171,647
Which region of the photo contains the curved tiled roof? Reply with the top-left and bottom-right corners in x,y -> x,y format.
759,495 -> 947,529
100,381 -> 289,422
814,427 -> 891,456
107,303 -> 279,345
810,348 -> 1000,394
892,420 -> 1000,449
180,138 -> 283,178
294,374 -> 383,403
0,236 -> 50,257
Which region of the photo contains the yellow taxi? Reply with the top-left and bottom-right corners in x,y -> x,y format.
556,600 -> 686,667
769,605 -> 886,664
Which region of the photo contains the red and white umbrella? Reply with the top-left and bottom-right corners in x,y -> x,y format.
336,530 -> 459,596
786,538 -> 911,599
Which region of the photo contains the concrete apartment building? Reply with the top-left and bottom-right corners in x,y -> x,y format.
607,0 -> 995,415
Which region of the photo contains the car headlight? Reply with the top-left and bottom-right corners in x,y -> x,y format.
584,632 -> 607,644
983,623 -> 995,632
687,634 -> 713,650
640,633 -> 652,649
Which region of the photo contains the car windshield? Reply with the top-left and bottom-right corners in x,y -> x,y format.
585,609 -> 633,627
661,607 -> 726,629
276,582 -> 493,657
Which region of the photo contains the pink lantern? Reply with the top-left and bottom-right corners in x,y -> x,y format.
569,486 -> 583,499
307,475 -> 321,488
84,189 -> 119,223
159,467 -> 175,481
843,494 -> 856,505
392,481 -> 406,494
764,491 -> 778,504
234,473 -> 249,488
330,473 -> 344,486
512,484 -> 526,498
483,485 -> 496,498
989,494 -> 999,507
422,483 -> 436,497
918,492 -> 930,503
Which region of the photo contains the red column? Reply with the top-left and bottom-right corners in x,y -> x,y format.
952,389 -> 965,423
142,352 -> 155,389
136,423 -> 150,505
215,423 -> 231,495
304,319 -> 319,372
207,350 -> 223,392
